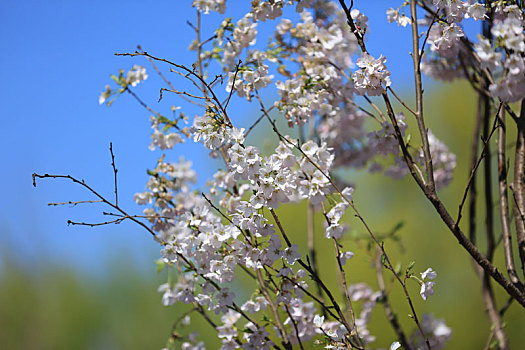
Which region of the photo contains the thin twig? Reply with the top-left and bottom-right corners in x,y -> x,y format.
33,173 -> 158,239
116,51 -> 233,126
375,249 -> 411,350
109,142 -> 118,206
67,218 -> 125,227
48,200 -> 103,206
224,60 -> 242,109
457,103 -> 501,227
497,106 -> 522,286
255,269 -> 292,350
410,0 -> 435,192
387,87 -> 418,118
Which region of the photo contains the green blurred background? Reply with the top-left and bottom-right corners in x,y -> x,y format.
2,83 -> 525,349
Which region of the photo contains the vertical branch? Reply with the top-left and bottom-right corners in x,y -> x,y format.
109,142 -> 118,206
410,0 -> 435,191
195,10 -> 208,100
268,209 -> 363,349
255,269 -> 292,350
480,272 -> 508,349
514,100 -> 525,280
318,203 -> 359,336
375,249 -> 411,350
497,106 -> 521,286
469,95 -> 483,246
482,87 -> 495,263
307,203 -> 325,308
477,11 -> 508,345
332,237 -> 358,329
302,117 -> 326,308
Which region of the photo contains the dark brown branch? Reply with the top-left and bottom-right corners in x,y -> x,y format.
469,93 -> 483,247
482,87 -> 495,264
224,60 -> 242,109
255,269 -> 292,350
109,142 -> 118,206
479,43 -> 507,344
457,105 -> 501,227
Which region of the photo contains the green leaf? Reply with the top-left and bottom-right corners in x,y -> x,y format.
110,74 -> 120,84
155,260 -> 166,273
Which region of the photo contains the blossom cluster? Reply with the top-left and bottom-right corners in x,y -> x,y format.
407,1 -> 525,102
91,0 -> 525,348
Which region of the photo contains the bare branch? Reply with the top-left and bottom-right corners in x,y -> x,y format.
109,142 -> 118,206
33,173 -> 158,239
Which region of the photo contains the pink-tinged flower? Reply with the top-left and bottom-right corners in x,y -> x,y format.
420,281 -> 436,301
352,53 -> 391,96
284,244 -> 301,265
339,251 -> 354,266
421,267 -> 437,280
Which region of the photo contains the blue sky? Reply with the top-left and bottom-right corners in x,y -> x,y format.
1,1 -> 426,276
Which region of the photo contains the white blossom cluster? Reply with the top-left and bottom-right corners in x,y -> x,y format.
125,65 -> 148,87
386,7 -> 411,27
226,64 -> 273,100
101,0 -> 525,348
407,1 -> 525,102
98,65 -> 148,105
352,53 -> 392,96
148,115 -> 185,151
420,267 -> 438,301
483,4 -> 525,102
192,0 -> 226,14
272,8 -> 359,125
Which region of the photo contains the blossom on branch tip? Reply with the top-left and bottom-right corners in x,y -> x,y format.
386,8 -> 411,27
352,53 -> 391,96
125,65 -> 147,87
339,251 -> 354,265
420,267 -> 437,300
